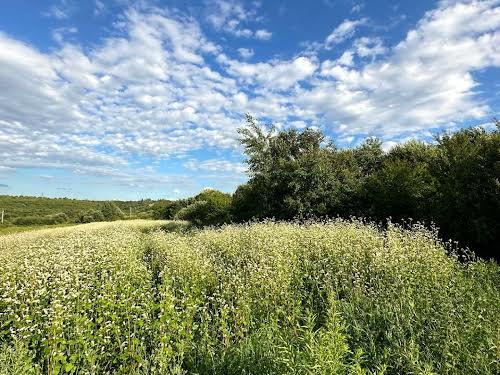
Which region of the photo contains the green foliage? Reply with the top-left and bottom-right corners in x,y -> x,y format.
153,199 -> 191,220
0,195 -> 168,227
431,127 -> 500,260
78,209 -> 105,223
100,201 -> 125,221
234,115 -> 500,260
237,114 -> 337,219
0,339 -> 41,375
365,141 -> 437,222
175,189 -> 232,226
12,212 -> 69,226
231,183 -> 262,222
352,137 -> 384,175
1,220 -> 499,373
77,202 -> 125,223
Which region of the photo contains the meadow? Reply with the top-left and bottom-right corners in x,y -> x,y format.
0,220 -> 498,374
0,195 -> 167,226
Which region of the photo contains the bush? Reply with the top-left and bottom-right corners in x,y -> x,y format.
78,209 -> 105,223
175,189 -> 232,226
431,127 -> 500,260
12,212 -> 69,226
153,200 -> 190,220
231,183 -> 263,222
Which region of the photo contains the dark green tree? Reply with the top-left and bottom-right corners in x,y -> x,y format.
431,126 -> 499,259
231,183 -> 263,222
153,199 -> 191,220
237,114 -> 344,219
100,202 -> 124,221
364,141 -> 437,222
232,115 -> 499,259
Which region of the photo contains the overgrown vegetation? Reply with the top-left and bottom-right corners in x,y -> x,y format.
231,115 -> 500,260
0,220 -> 498,374
0,195 -> 171,227
2,118 -> 497,261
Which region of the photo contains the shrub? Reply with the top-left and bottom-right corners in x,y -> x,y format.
12,212 -> 69,226
153,200 -> 190,220
78,209 -> 105,223
231,183 -> 262,222
175,189 -> 232,226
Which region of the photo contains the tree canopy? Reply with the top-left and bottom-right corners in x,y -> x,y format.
233,115 -> 499,260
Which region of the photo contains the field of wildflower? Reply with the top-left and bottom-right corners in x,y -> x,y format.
0,220 -> 499,374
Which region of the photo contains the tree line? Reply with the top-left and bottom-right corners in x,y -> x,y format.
157,116 -> 499,260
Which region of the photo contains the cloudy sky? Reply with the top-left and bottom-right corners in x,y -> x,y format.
0,0 -> 498,199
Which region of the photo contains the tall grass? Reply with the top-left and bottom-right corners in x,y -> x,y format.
0,220 -> 498,374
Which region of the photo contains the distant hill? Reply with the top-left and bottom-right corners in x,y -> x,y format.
0,195 -> 169,225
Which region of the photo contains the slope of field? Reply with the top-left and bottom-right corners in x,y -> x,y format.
0,223 -> 76,235
0,220 -> 498,374
0,195 -> 167,224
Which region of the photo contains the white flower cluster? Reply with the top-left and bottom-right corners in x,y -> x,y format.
0,219 -> 498,374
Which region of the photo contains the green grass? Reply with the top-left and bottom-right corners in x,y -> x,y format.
0,194 -> 168,224
0,223 -> 77,235
0,220 -> 498,374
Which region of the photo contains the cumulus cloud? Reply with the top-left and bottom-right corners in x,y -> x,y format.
353,37 -> 387,58
205,0 -> 272,40
221,55 -> 317,90
299,0 -> 500,138
0,8 -> 243,181
1,0 -> 499,192
255,29 -> 272,40
237,48 -> 254,59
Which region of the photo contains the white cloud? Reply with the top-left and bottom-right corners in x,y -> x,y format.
52,27 -> 78,44
325,18 -> 367,47
184,159 -> 246,174
0,9 -> 244,182
351,3 -> 364,13
44,1 -> 72,19
222,55 -> 317,90
206,0 -> 249,30
302,17 -> 368,53
353,37 -> 387,58
336,50 -> 355,66
0,166 -> 15,175
205,0 -> 271,40
1,0 -> 499,193
299,0 -> 500,138
255,29 -> 272,40
94,0 -> 105,15
381,140 -> 399,152
237,48 -> 254,59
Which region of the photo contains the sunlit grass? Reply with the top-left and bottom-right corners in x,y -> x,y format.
0,223 -> 76,236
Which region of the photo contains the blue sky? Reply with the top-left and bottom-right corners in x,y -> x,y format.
0,0 -> 498,200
